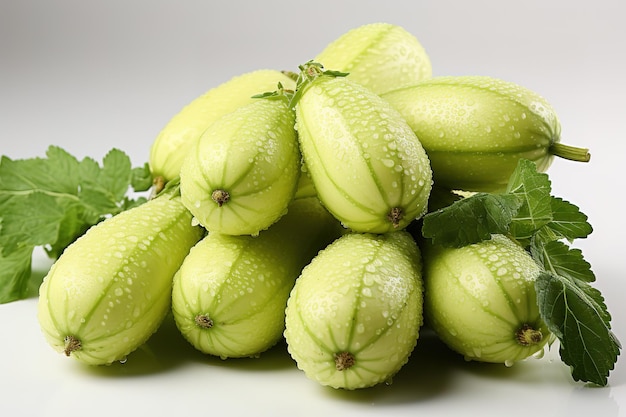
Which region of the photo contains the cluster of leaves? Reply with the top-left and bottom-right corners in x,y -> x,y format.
0,146 -> 153,303
421,159 -> 621,386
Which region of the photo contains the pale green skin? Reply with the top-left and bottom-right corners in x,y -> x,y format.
149,69 -> 296,182
293,167 -> 317,200
422,235 -> 550,364
37,195 -> 203,365
284,231 -> 423,390
315,22 -> 432,95
382,76 -> 562,192
296,76 -> 433,234
172,197 -> 343,358
179,98 -> 300,236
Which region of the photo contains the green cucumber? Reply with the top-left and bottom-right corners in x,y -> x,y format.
149,69 -> 296,182
315,22 -> 432,95
179,97 -> 300,235
382,75 -> 590,192
37,193 -> 204,365
284,231 -> 424,389
295,66 -> 432,233
422,234 -> 550,365
171,197 -> 343,358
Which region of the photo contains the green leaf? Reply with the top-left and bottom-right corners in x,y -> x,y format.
78,186 -> 121,218
421,159 -> 559,249
100,148 -> 133,201
42,146 -> 82,193
426,186 -> 464,213
77,149 -> 132,216
507,159 -> 553,241
0,146 -> 80,195
131,163 -> 154,192
544,197 -> 593,241
0,146 -> 152,302
534,241 -> 620,386
0,192 -> 67,254
252,82 -> 295,104
523,196 -> 593,248
421,192 -> 522,247
536,272 -> 620,386
119,196 -> 149,212
44,204 -> 93,259
531,239 -> 595,284
0,245 -> 34,304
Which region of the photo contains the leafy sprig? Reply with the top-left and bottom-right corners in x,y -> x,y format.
252,61 -> 349,117
252,61 -> 350,122
0,146 -> 153,303
421,159 -> 620,386
252,81 -> 296,104
288,60 -> 349,109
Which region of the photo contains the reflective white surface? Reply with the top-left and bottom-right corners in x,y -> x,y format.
1,1 -> 625,416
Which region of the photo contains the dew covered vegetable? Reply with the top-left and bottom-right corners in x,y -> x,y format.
422,234 -> 549,365
37,190 -> 204,365
314,22 -> 432,96
171,196 -> 343,358
382,76 -> 590,192
294,62 -> 432,233
179,95 -> 300,235
149,69 -> 296,182
0,21 -> 619,392
284,231 -> 424,389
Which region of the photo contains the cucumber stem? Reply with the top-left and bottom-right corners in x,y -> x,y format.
550,142 -> 591,162
64,335 -> 81,356
153,175 -> 166,196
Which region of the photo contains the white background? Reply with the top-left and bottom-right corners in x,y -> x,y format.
1,1 -> 625,416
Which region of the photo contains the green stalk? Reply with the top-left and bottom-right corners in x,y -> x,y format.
550,142 -> 591,162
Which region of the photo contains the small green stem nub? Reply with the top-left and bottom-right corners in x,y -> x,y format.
211,189 -> 230,207
515,324 -> 543,346
64,335 -> 81,356
334,351 -> 356,371
550,142 -> 591,162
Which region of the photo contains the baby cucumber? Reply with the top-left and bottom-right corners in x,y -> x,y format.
315,22 -> 432,95
382,75 -> 590,192
171,197 -> 343,358
284,231 -> 424,390
295,67 -> 432,233
422,234 -> 550,365
179,97 -> 300,236
37,193 -> 204,365
149,69 -> 296,182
